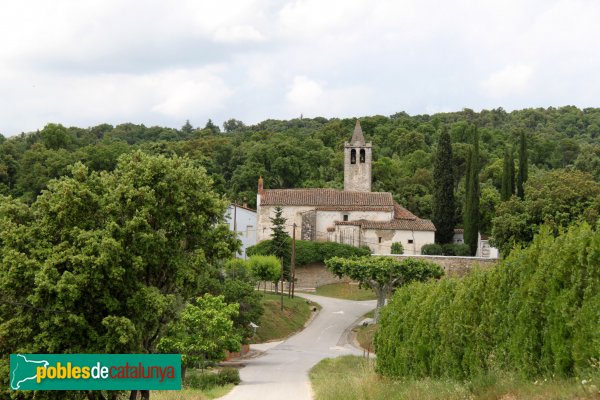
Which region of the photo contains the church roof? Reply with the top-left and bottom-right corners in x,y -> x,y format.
335,218 -> 436,231
260,188 -> 394,206
350,120 -> 366,145
393,203 -> 418,220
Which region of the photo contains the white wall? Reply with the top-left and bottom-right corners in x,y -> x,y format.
362,229 -> 435,255
225,205 -> 257,259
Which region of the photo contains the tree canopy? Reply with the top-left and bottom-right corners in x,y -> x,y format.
325,256 -> 443,322
0,152 -> 238,399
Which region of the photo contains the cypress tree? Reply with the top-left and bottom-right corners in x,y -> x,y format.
432,127 -> 455,243
517,130 -> 528,199
501,147 -> 515,201
270,206 -> 291,279
464,126 -> 480,256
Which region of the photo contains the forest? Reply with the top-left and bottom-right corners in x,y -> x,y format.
1,106 -> 599,249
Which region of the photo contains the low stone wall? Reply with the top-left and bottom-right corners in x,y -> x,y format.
376,254 -> 498,277
294,256 -> 499,289
295,262 -> 351,289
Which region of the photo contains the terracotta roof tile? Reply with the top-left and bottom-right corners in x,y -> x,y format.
315,206 -> 394,212
393,203 -> 418,220
260,189 -> 394,206
335,218 -> 436,232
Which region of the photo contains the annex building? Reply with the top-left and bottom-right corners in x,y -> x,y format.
256,121 -> 435,254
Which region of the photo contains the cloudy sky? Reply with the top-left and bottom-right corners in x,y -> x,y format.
1,0 -> 598,136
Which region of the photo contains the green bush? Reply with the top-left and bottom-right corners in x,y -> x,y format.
441,243 -> 471,256
218,367 -> 241,385
391,242 -> 404,254
376,222 -> 600,380
185,367 -> 240,389
247,240 -> 370,267
248,255 -> 281,284
421,243 -> 443,255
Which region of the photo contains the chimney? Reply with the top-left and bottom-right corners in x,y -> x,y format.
258,176 -> 264,194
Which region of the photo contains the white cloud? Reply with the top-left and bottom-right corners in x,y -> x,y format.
1,0 -> 600,135
481,64 -> 534,98
286,76 -> 324,109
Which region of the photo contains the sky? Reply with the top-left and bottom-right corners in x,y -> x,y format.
1,0 -> 599,136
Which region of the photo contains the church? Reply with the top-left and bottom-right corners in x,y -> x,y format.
256,121 -> 435,254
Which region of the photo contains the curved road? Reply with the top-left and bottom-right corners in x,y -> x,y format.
220,294 -> 376,400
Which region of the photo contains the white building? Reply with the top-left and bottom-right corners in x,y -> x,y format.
453,229 -> 499,259
225,204 -> 257,259
256,121 -> 436,255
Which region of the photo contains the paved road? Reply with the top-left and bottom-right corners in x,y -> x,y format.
220,293 -> 376,400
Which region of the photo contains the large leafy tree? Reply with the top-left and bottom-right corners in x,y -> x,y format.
491,169 -> 600,256
325,256 -> 443,323
432,127 -> 455,244
0,152 -> 238,400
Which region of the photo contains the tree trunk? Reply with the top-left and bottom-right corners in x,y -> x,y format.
140,389 -> 150,400
129,390 -> 138,400
181,364 -> 187,384
372,285 -> 386,324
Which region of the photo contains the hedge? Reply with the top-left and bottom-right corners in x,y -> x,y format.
246,240 -> 371,267
376,222 -> 600,380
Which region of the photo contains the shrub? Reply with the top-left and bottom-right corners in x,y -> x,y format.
224,258 -> 252,281
421,243 -> 443,255
218,367 -> 241,385
248,255 -> 281,287
441,243 -> 470,256
376,222 -> 600,380
185,367 -> 240,389
391,242 -> 404,254
247,240 -> 370,267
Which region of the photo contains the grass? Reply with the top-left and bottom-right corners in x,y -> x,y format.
314,282 -> 377,300
251,292 -> 316,343
152,385 -> 233,400
354,323 -> 378,353
309,356 -> 600,400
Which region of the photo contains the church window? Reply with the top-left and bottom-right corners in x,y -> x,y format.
351,149 -> 356,164
408,239 -> 414,244
378,237 -> 382,243
343,214 -> 349,221
360,149 -> 366,163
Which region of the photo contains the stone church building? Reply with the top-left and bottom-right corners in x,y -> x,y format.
256,121 -> 435,254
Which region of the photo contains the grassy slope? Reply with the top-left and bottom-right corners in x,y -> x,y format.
310,356 -> 600,400
251,292 -> 315,343
354,324 -> 378,353
314,283 -> 376,301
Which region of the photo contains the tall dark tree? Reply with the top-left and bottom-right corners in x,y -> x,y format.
270,206 -> 291,279
464,126 -> 480,256
501,147 -> 515,201
432,127 -> 455,243
517,130 -> 528,199
181,120 -> 193,134
205,119 -> 220,135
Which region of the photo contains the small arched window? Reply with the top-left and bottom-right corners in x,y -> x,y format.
350,149 -> 356,164
360,149 -> 366,163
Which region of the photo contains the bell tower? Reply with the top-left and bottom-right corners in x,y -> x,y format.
344,120 -> 372,192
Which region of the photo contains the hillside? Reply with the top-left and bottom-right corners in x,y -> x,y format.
1,107 -> 599,235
